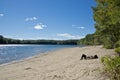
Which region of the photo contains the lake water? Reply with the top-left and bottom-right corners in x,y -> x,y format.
0,44 -> 77,64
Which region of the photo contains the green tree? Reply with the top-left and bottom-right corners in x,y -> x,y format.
92,0 -> 120,48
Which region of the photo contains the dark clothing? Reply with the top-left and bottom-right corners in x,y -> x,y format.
80,54 -> 87,60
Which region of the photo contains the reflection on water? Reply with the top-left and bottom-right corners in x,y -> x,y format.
0,45 -> 77,64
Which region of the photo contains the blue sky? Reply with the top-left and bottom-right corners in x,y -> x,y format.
0,0 -> 96,40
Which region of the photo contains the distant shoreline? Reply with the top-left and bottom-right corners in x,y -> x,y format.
0,46 -> 115,80
0,35 -> 79,45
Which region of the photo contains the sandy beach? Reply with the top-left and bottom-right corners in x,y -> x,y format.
0,46 -> 115,80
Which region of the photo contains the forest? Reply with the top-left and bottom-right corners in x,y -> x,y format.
78,0 -> 120,49
0,35 -> 78,45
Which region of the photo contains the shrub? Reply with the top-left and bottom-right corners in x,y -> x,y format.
101,56 -> 120,80
103,39 -> 114,49
103,42 -> 113,49
114,40 -> 120,48
115,47 -> 120,56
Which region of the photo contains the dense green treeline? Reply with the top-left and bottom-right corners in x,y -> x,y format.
78,33 -> 103,45
78,0 -> 120,49
0,35 -> 78,45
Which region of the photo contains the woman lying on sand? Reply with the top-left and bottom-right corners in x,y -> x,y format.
80,54 -> 98,60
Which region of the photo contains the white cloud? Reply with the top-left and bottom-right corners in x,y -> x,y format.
72,25 -> 76,27
57,33 -> 85,39
57,33 -> 74,38
77,26 -> 85,29
34,23 -> 47,30
25,17 -> 37,21
33,17 -> 37,20
0,13 -> 4,17
72,25 -> 85,29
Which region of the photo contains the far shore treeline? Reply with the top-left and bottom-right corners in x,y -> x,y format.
0,35 -> 78,45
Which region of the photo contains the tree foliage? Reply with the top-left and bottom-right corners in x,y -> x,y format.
78,0 -> 120,49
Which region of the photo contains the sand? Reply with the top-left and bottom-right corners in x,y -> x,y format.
0,46 -> 115,80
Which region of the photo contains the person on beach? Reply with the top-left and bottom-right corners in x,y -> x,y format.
80,54 -> 98,60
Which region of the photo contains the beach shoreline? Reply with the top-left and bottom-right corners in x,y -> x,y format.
0,47 -> 74,67
0,46 -> 115,80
